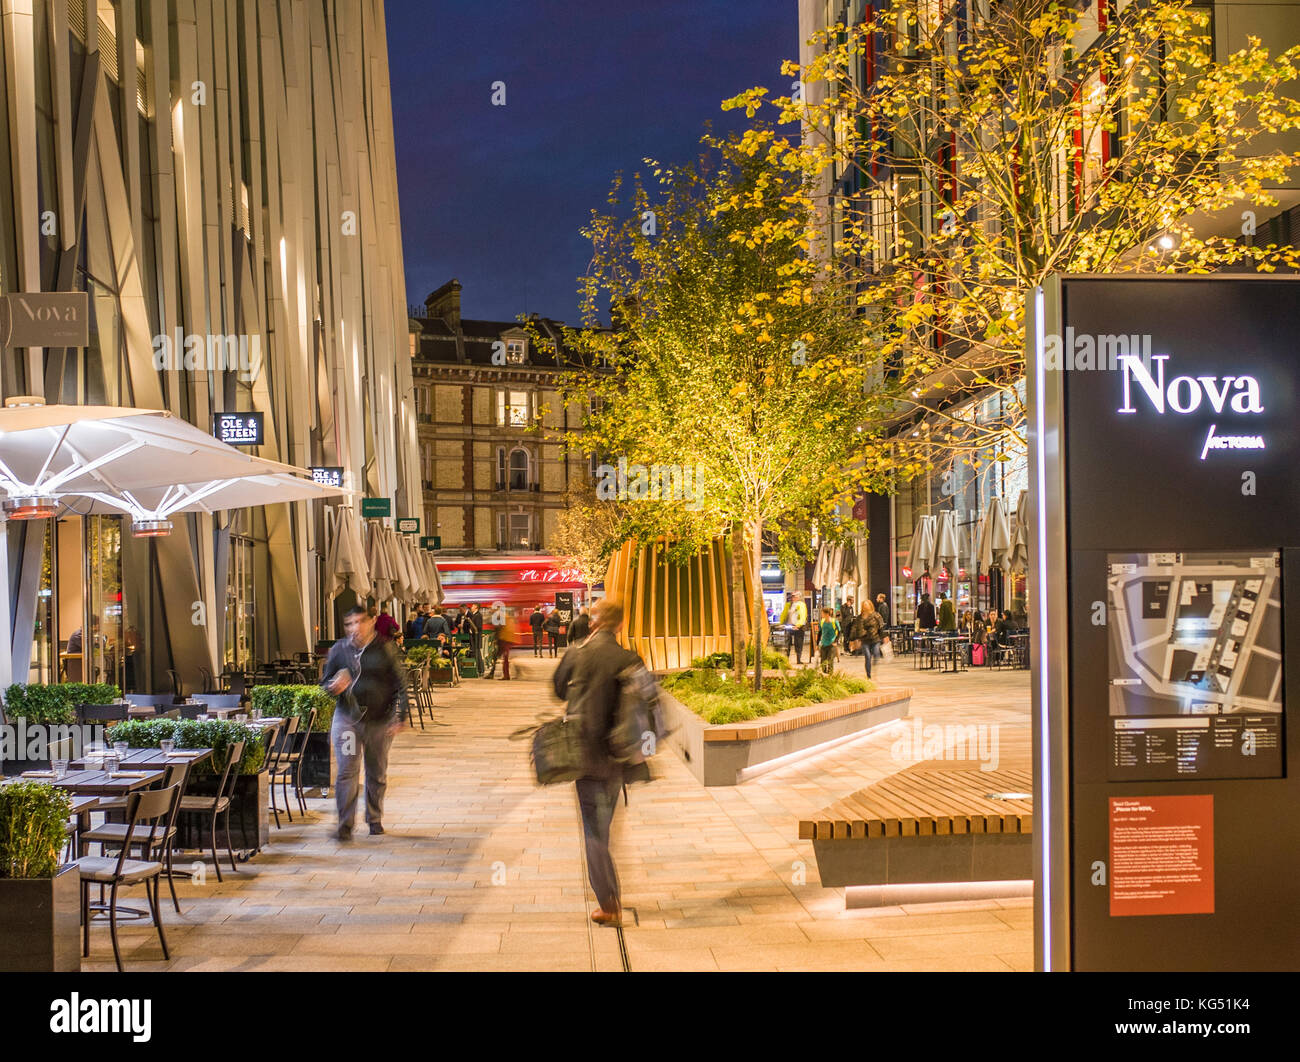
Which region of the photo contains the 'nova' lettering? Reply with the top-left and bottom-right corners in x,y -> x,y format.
1117,354 -> 1264,415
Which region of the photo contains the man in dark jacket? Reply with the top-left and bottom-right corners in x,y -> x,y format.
423,607 -> 449,641
542,608 -> 562,658
875,592 -> 891,628
463,603 -> 484,674
321,605 -> 410,840
529,605 -> 545,656
569,607 -> 591,644
552,599 -> 649,927
916,593 -> 937,630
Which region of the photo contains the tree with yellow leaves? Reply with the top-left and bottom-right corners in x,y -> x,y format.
556,130 -> 913,689
726,0 -> 1300,475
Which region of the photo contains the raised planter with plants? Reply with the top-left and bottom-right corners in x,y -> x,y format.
405,645 -> 455,685
0,781 -> 79,971
249,685 -> 336,788
658,665 -> 912,786
108,718 -> 271,849
1,682 -> 121,776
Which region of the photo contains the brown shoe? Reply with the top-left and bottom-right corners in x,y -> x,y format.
591,906 -> 622,927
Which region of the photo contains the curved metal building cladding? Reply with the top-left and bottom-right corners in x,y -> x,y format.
602,537 -> 756,672
0,1 -> 420,692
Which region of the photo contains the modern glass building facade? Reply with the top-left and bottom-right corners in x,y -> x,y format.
0,0 -> 420,693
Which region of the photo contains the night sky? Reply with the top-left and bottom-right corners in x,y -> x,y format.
384,1 -> 797,326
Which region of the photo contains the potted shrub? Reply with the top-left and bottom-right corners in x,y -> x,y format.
1,683 -> 121,776
108,718 -> 271,851
0,781 -> 79,971
249,685 -> 335,789
405,644 -> 455,686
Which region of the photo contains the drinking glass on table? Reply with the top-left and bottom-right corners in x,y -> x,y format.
113,741 -> 128,761
234,713 -> 248,723
160,738 -> 175,755
197,713 -> 209,722
52,758 -> 68,780
251,708 -> 262,721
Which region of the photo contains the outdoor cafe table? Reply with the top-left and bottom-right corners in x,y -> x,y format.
70,747 -> 214,771
15,767 -> 164,857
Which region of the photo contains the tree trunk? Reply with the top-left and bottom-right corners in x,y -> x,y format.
728,521 -> 746,682
749,518 -> 765,692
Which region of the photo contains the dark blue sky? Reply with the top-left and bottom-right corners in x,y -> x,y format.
384,1 -> 797,325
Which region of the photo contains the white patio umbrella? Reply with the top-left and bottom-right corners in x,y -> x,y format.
0,403 -> 306,513
326,506 -> 371,598
811,543 -> 832,584
389,528 -> 414,601
906,514 -> 937,576
365,521 -> 394,602
934,510 -> 960,575
977,496 -> 1012,572
1006,491 -> 1030,574
63,469 -> 347,522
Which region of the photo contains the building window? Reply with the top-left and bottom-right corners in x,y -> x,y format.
506,338 -> 527,364
496,389 -> 530,427
498,512 -> 532,549
508,448 -> 529,491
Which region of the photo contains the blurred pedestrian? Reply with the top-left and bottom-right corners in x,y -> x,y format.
529,605 -> 545,656
552,599 -> 650,927
321,605 -> 410,840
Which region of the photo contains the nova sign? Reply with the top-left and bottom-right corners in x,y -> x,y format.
1117,354 -> 1265,460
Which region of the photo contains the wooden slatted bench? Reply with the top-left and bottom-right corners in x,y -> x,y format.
799,741 -> 1033,890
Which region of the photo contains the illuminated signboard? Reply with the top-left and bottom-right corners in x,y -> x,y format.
309,466 -> 344,488
212,411 -> 263,446
397,517 -> 420,534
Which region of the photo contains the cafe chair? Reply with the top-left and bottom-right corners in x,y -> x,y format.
266,717 -> 301,828
81,763 -> 190,914
268,711 -> 313,820
75,784 -> 179,973
177,740 -> 245,881
178,703 -> 209,720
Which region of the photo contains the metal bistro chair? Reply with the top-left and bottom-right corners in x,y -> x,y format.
178,703 -> 209,720
177,740 -> 245,881
269,711 -> 313,819
76,784 -> 179,973
81,763 -> 190,914
405,667 -> 428,730
266,716 -> 301,828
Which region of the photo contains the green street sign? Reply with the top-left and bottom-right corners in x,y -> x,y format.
420,536 -> 441,550
397,517 -> 420,534
361,497 -> 391,518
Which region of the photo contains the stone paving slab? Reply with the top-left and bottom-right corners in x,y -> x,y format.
82,655 -> 1032,972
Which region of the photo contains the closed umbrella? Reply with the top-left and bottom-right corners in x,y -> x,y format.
327,506 -> 370,599
906,514 -> 937,576
366,521 -> 394,602
839,540 -> 860,590
387,528 -> 412,600
977,496 -> 1012,572
1006,491 -> 1030,574
812,541 -> 829,587
934,510 -> 959,575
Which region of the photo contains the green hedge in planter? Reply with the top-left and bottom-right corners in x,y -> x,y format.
2,683 -> 122,725
106,718 -> 266,776
404,645 -> 441,666
0,782 -> 73,878
248,685 -> 334,732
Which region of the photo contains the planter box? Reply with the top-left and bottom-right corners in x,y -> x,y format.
660,686 -> 912,786
0,865 -> 81,971
178,772 -> 269,852
301,731 -> 333,788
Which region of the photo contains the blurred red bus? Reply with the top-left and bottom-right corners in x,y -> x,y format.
433,556 -> 593,620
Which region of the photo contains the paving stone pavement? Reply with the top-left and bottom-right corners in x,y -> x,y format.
85,652 -> 1033,972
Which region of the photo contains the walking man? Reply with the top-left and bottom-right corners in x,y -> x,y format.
529,604 -> 545,656
552,599 -> 650,927
321,605 -> 409,840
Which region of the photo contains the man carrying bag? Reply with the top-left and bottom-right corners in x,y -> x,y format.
549,599 -> 651,927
